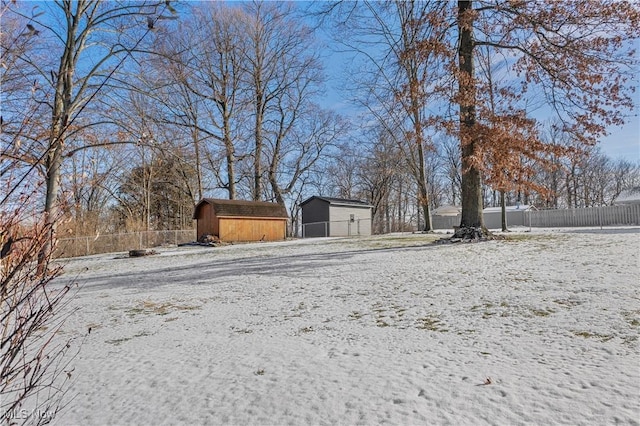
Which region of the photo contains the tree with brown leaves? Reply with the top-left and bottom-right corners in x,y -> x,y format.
451,0 -> 639,239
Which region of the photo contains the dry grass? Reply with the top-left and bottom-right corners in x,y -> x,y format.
125,300 -> 201,317
416,315 -> 448,332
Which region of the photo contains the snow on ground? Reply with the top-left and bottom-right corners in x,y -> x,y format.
47,228 -> 639,425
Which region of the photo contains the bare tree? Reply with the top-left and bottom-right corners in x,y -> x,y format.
145,1 -> 328,205
62,138 -> 121,237
439,137 -> 462,206
611,159 -> 640,202
357,134 -> 404,234
150,3 -> 250,200
237,2 -> 329,204
326,127 -> 417,234
4,0 -> 171,261
241,2 -> 311,201
321,1 -> 449,231
512,121 -> 640,209
266,104 -> 344,206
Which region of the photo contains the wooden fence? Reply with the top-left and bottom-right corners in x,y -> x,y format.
55,229 -> 196,258
432,204 -> 640,230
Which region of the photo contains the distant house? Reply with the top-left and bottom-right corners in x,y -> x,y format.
614,187 -> 640,205
431,205 -> 462,230
432,204 -> 533,230
300,196 -> 373,237
432,205 -> 461,217
193,198 -> 288,242
482,204 -> 533,229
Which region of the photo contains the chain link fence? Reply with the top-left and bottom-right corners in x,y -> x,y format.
302,219 -> 372,238
55,229 -> 196,258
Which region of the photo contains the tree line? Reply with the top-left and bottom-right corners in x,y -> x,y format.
2,0 -> 639,240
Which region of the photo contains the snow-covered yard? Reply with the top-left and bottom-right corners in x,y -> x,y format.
50,228 -> 639,425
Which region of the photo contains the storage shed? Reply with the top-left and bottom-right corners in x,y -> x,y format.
193,198 -> 288,242
301,196 -> 373,237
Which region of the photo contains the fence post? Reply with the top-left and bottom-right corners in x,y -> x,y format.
598,206 -> 602,229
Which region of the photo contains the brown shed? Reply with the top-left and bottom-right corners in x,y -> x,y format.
193,198 -> 288,242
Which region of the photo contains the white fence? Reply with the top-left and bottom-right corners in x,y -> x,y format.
432,204 -> 640,230
302,219 -> 372,238
56,229 -> 197,258
526,204 -> 640,228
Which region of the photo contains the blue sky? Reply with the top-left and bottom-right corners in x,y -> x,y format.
600,108 -> 640,161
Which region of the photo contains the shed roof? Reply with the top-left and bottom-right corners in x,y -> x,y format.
193,198 -> 288,219
433,205 -> 461,216
300,196 -> 373,208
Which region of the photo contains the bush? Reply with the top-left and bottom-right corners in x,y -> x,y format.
1,195 -> 77,425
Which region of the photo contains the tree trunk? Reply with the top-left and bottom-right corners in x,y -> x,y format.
253,88 -> 263,201
410,73 -> 432,232
41,55 -> 72,266
501,190 -> 508,232
40,1 -> 80,267
418,181 -> 433,232
40,138 -> 63,269
456,0 -> 486,237
192,128 -> 203,201
384,198 -> 390,234
415,130 -> 433,231
224,129 -> 236,200
459,144 -> 484,228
